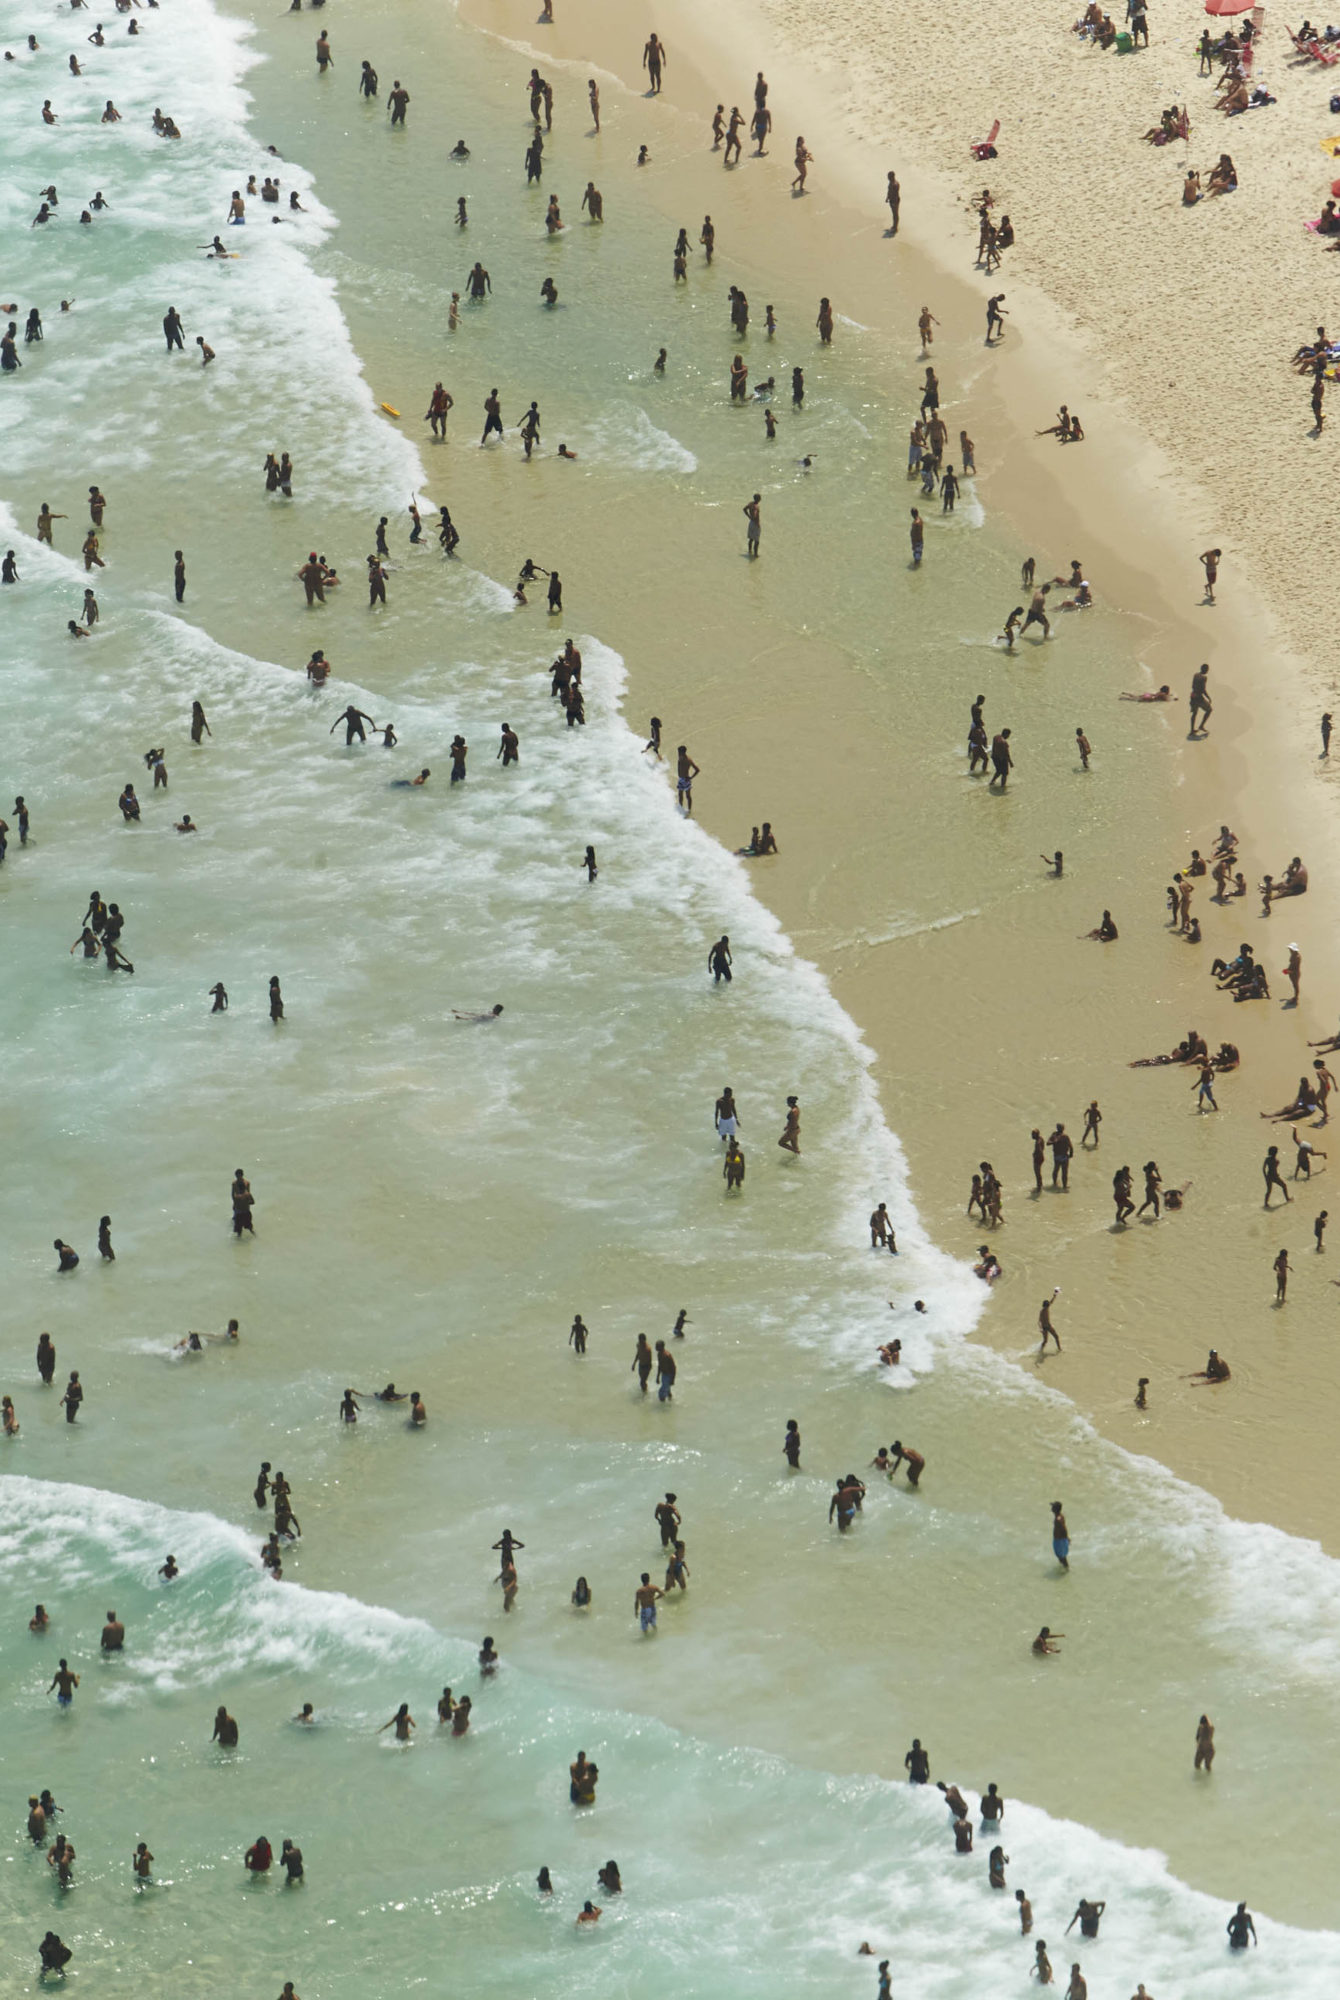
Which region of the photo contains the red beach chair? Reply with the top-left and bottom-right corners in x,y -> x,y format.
969,119 -> 1000,160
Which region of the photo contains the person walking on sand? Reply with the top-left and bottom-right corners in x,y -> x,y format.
792,137 -> 813,192
1136,1159 -> 1161,1218
1189,663 -> 1212,733
1193,1059 -> 1218,1111
1037,1288 -> 1061,1354
1283,943 -> 1301,1005
1263,1145 -> 1290,1207
986,293 -> 1008,342
1199,548 -> 1221,603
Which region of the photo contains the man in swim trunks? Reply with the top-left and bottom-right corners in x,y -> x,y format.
634,1574 -> 662,1632
49,1661 -> 80,1705
1051,1502 -> 1070,1569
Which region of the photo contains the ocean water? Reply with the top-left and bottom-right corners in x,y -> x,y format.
2,0 -> 1339,1992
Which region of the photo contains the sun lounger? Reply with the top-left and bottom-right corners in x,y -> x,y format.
969,119 -> 1000,160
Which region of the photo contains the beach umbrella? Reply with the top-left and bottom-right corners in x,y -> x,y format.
1204,0 -> 1255,13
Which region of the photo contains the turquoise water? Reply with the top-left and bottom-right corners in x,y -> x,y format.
2,0 -> 1339,1992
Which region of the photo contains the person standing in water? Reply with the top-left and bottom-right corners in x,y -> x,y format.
744,493 -> 761,557
1226,1902 -> 1256,1949
634,1573 -> 663,1632
231,1169 -> 255,1236
1051,1501 -> 1070,1569
1194,1714 -> 1215,1771
1037,1289 -> 1061,1354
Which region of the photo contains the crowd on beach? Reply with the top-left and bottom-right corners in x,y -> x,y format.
2,0 -> 1319,1985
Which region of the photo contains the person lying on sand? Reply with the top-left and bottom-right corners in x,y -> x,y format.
1259,1077 -> 1318,1121
1119,684 -> 1175,700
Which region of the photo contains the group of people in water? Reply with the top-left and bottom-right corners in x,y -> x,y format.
4,0 -> 1306,1982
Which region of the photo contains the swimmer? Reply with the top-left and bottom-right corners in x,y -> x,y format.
452,1003 -> 504,1021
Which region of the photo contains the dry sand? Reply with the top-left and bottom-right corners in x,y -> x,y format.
455,0 -> 1340,1548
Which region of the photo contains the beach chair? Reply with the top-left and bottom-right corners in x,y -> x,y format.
969,119 -> 1000,160
1308,37 -> 1339,60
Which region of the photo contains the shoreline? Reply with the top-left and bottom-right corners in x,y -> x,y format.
454,0 -> 1340,1549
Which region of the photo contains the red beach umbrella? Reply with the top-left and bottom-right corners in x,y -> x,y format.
1204,0 -> 1255,14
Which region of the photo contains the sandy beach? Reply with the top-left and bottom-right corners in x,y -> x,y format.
453,0 -> 1340,1549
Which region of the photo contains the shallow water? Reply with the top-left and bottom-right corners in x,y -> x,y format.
1,0 -> 1338,1990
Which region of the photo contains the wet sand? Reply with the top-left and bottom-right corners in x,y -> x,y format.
454,0 -> 1340,1549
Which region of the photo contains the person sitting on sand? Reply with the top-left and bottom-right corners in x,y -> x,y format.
1183,168 -> 1202,203
1207,153 -> 1238,192
1270,855 -> 1308,899
1082,911 -> 1118,940
1214,943 -> 1255,987
1191,1348 -> 1231,1382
